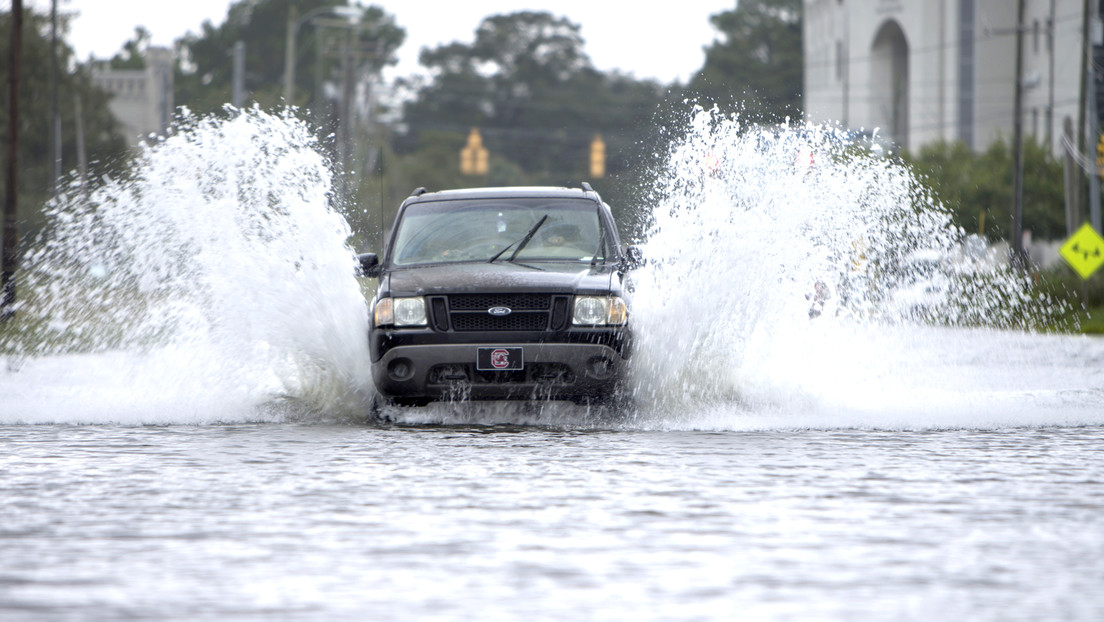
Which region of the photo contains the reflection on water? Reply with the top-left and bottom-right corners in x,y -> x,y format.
2,423 -> 1103,621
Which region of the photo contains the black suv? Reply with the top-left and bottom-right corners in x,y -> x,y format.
358,184 -> 640,407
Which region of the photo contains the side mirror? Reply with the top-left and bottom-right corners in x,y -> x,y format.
357,252 -> 381,278
623,245 -> 645,270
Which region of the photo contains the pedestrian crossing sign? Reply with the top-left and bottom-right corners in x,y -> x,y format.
1059,222 -> 1104,280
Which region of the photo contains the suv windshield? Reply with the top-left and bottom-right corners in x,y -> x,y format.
391,198 -> 608,267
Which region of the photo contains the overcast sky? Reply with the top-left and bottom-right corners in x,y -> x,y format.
31,0 -> 736,84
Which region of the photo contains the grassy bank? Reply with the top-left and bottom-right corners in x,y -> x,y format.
1078,309 -> 1104,334
1035,265 -> 1104,335
1063,304 -> 1104,334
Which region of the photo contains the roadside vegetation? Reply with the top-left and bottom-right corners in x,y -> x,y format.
1035,267 -> 1104,334
900,138 -> 1104,333
902,138 -> 1066,243
0,10 -> 129,233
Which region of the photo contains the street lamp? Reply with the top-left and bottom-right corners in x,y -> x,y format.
283,4 -> 361,105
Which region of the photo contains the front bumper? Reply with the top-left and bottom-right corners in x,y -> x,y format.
372,342 -> 627,403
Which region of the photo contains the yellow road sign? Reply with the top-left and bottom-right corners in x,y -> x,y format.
1059,222 -> 1104,279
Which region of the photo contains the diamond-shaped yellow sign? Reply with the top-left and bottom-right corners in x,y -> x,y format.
1060,222 -> 1104,279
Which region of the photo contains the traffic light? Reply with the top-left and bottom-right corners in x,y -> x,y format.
589,134 -> 605,178
460,128 -> 488,175
1097,134 -> 1104,180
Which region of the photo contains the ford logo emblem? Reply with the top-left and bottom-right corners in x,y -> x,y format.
488,306 -> 512,316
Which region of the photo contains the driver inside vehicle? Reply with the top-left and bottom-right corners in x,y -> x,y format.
537,223 -> 590,257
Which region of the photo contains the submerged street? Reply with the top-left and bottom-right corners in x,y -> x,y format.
2,417 -> 1103,621
3,108 -> 1104,621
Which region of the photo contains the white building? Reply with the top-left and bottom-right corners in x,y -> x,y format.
91,46 -> 174,148
803,0 -> 1089,155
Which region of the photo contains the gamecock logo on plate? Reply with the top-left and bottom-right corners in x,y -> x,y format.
490,348 -> 511,369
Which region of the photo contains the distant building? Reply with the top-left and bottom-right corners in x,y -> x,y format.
803,0 -> 1090,156
91,46 -> 174,148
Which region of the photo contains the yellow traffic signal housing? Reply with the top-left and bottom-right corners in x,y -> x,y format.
590,134 -> 606,178
1097,134 -> 1104,180
460,128 -> 488,175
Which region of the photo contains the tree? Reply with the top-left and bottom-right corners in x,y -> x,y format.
399,11 -> 668,218
109,26 -> 151,70
686,0 -> 803,122
405,10 -> 605,166
904,138 -> 1065,241
174,0 -> 405,115
0,7 -> 128,231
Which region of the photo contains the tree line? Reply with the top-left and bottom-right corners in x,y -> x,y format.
3,0 -> 805,247
1,9 -> 128,231
3,0 -> 1069,254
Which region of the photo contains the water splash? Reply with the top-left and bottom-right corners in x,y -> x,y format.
2,106 -> 1099,429
2,108 -> 373,423
626,108 -> 1077,423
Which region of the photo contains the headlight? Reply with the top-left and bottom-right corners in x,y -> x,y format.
573,296 -> 628,326
394,297 -> 428,326
374,296 -> 427,327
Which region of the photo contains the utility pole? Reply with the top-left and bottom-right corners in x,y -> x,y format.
284,6 -> 297,104
340,25 -> 353,179
50,0 -> 60,197
1076,0 -> 1092,226
1012,0 -> 1026,269
231,41 -> 246,108
74,94 -> 88,201
2,0 -> 23,321
842,0 -> 850,126
1091,76 -> 1103,233
312,14 -> 374,200
1091,1 -> 1104,233
1047,0 -> 1056,149
1066,117 -> 1077,235
283,6 -> 362,114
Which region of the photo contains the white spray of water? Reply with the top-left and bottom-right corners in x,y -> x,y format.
2,108 -> 373,423
625,108 -> 1092,428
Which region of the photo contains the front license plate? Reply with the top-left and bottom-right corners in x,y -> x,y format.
477,347 -> 524,371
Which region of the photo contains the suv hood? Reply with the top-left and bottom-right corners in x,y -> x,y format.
384,262 -> 620,297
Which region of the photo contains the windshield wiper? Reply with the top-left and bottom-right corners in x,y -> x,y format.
489,214 -> 548,263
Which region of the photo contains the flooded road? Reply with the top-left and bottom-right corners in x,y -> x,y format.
3,418 -> 1103,621
3,108 -> 1104,620
4,328 -> 1104,621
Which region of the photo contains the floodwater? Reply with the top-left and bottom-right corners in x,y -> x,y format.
1,417 -> 1103,621
3,109 -> 1104,620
